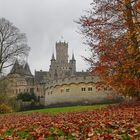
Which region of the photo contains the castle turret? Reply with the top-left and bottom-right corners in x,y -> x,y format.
72,53 -> 75,61
69,53 -> 76,75
51,53 -> 55,61
49,53 -> 57,80
50,53 -> 56,66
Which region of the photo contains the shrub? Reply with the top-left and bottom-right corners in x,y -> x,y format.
8,97 -> 21,112
17,92 -> 37,102
0,104 -> 12,114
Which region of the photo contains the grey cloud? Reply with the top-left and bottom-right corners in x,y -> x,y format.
0,0 -> 92,73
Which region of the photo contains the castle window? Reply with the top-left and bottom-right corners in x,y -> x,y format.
88,87 -> 92,91
16,89 -> 18,94
30,88 -> 34,93
81,88 -> 86,91
66,89 -> 70,92
61,89 -> 64,93
37,87 -> 39,92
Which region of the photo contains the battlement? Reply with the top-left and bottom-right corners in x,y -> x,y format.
56,41 -> 68,47
45,76 -> 99,89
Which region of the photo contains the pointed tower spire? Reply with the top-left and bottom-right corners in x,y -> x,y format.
72,53 -> 75,61
24,62 -> 32,76
10,59 -> 20,74
51,53 -> 55,61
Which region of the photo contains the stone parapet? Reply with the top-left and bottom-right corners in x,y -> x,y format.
45,76 -> 99,89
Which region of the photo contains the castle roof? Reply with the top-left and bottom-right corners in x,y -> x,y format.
75,71 -> 90,77
10,60 -> 33,76
24,63 -> 32,76
10,59 -> 24,75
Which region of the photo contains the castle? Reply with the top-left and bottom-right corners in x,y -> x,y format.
5,41 -> 115,106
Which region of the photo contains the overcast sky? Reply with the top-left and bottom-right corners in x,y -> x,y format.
0,0 -> 92,74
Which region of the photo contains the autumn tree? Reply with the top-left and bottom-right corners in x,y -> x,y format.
0,75 -> 20,112
78,0 -> 140,97
0,77 -> 13,113
0,18 -> 30,76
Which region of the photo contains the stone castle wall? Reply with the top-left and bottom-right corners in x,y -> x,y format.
45,76 -> 114,106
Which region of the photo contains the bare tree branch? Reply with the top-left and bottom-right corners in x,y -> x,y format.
0,18 -> 30,74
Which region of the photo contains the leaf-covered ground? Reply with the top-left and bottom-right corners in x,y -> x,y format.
0,102 -> 140,140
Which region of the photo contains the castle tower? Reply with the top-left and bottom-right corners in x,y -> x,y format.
48,41 -> 76,80
56,41 -> 68,64
55,41 -> 70,77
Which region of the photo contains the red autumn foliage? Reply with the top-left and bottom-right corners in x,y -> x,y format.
0,102 -> 140,139
78,0 -> 140,97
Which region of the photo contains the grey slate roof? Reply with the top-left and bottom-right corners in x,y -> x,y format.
24,63 -> 32,76
75,71 -> 90,77
10,60 -> 24,75
10,60 -> 33,77
35,70 -> 48,84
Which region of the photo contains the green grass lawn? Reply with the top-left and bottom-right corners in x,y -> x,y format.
24,104 -> 110,114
